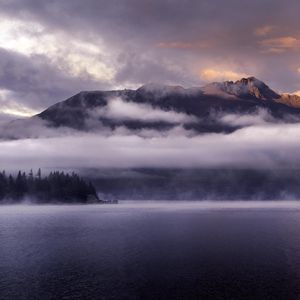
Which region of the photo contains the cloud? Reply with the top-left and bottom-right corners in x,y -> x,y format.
0,47 -> 111,110
293,91 -> 300,96
0,89 -> 39,117
156,41 -> 210,50
1,122 -> 300,171
254,25 -> 274,36
114,50 -> 196,88
259,36 -> 300,53
0,16 -> 115,81
199,68 -> 250,82
0,103 -> 300,171
91,97 -> 197,123
0,104 -> 37,118
0,0 -> 300,109
0,112 -> 17,123
218,109 -> 275,127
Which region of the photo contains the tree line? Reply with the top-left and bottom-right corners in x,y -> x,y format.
0,169 -> 99,203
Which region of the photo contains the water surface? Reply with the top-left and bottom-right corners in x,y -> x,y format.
1,201 -> 300,300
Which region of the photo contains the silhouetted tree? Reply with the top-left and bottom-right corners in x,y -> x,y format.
0,170 -> 99,204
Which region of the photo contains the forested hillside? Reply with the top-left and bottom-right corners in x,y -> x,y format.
0,170 -> 99,203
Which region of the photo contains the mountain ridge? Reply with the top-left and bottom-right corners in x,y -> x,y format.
2,77 -> 300,139
202,77 -> 281,100
35,77 -> 300,133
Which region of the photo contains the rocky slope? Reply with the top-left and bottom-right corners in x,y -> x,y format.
34,77 -> 300,134
2,77 -> 300,139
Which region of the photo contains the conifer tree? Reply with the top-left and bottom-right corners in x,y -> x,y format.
0,170 -> 99,203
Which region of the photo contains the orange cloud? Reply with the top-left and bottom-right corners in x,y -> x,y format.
297,67 -> 300,74
254,25 -> 274,36
156,41 -> 210,49
259,36 -> 299,53
199,68 -> 249,82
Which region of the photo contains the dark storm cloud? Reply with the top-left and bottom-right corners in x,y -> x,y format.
0,0 -> 300,112
0,0 -> 290,43
114,50 -> 197,86
0,47 -> 110,110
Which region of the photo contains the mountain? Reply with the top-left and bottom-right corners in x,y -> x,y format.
202,77 -> 280,100
2,77 -> 300,139
32,77 -> 300,134
277,93 -> 300,108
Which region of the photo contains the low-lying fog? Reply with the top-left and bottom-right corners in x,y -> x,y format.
3,201 -> 300,211
0,121 -> 300,171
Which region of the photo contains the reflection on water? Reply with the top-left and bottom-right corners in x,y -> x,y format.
0,201 -> 300,300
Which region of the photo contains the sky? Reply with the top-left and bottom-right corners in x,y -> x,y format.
0,0 -> 300,119
0,0 -> 300,173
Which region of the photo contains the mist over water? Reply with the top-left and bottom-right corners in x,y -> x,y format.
1,202 -> 300,300
2,113 -> 300,171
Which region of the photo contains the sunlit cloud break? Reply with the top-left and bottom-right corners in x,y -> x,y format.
0,0 -> 300,113
199,68 -> 250,82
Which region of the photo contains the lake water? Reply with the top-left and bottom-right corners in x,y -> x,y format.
1,201 -> 300,300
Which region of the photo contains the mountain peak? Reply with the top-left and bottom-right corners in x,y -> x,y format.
203,76 -> 280,100
235,76 -> 261,85
7,76 -> 300,140
234,76 -> 268,89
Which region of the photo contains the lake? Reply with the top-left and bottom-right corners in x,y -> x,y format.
1,201 -> 300,299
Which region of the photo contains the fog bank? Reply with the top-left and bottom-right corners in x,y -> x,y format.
0,122 -> 300,171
